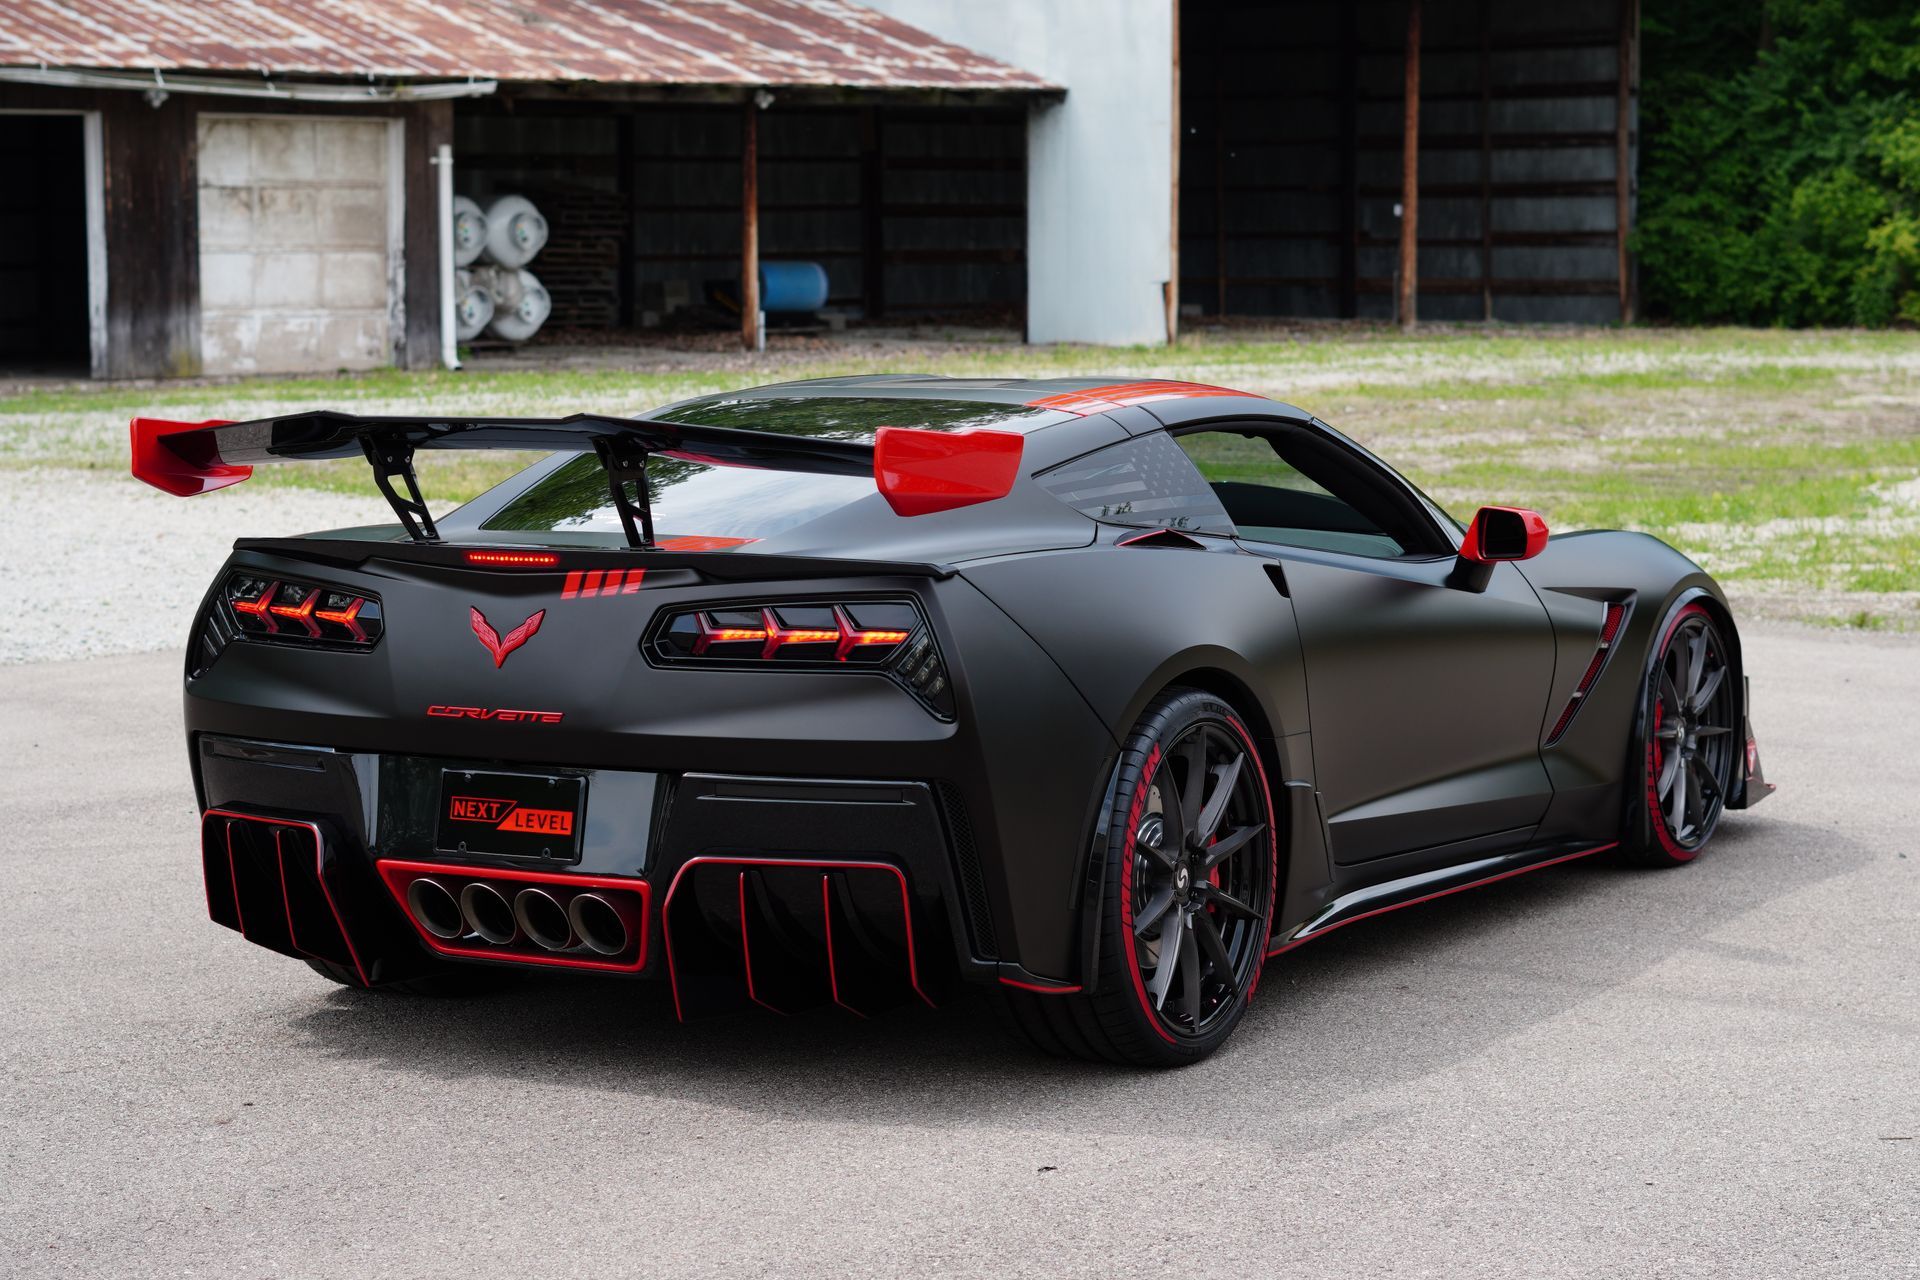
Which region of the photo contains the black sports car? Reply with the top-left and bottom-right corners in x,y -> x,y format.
134,376 -> 1770,1066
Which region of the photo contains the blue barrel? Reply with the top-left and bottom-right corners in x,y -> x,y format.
756,260 -> 830,313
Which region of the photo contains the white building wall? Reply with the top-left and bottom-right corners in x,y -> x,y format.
860,0 -> 1175,347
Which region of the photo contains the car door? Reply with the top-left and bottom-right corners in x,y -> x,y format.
1171,423 -> 1558,867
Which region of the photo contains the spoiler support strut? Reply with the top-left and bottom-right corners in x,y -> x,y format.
360,434 -> 440,543
593,436 -> 656,550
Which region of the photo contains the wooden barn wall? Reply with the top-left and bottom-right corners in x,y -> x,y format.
456,100 -> 1025,327
1179,0 -> 1636,324
0,84 -> 445,378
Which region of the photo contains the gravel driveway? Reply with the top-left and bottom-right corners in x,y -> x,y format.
0,626 -> 1914,1278
0,468 -> 390,664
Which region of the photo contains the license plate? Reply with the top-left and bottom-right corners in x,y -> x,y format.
436,770 -> 585,860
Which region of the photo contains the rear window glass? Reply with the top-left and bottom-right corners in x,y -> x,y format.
482,395 -> 1046,541
483,453 -> 869,542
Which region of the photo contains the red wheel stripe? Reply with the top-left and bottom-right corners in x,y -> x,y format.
1117,745 -> 1178,1044
1646,603 -> 1714,862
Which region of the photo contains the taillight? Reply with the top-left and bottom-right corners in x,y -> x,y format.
221,573 -> 384,650
644,599 -> 953,718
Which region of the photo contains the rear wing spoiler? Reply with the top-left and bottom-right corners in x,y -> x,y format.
131,410 -> 1024,547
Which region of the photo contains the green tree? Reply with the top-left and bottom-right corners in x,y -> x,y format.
1638,0 -> 1920,325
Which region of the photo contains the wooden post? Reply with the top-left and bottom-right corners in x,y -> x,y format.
1398,0 -> 1421,332
1478,0 -> 1493,322
860,106 -> 884,323
1166,0 -> 1181,344
741,98 -> 761,352
1213,34 -> 1227,318
1615,0 -> 1636,324
1337,5 -> 1357,319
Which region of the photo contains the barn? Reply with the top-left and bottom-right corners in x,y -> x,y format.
0,0 -> 1637,380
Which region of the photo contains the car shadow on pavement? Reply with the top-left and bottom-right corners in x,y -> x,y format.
285,811 -> 1870,1144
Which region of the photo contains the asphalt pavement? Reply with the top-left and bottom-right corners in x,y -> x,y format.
1,626 -> 1914,1278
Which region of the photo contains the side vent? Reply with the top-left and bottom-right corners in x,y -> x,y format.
1545,601 -> 1629,745
1116,528 -> 1206,551
935,780 -> 997,958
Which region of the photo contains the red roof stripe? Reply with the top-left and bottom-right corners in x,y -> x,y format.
1023,380 -> 1265,416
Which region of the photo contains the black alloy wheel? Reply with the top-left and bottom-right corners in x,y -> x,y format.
1628,603 -> 1738,865
1127,720 -> 1272,1037
1001,689 -> 1278,1067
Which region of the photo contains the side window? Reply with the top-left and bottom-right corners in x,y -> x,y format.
1174,427 -> 1424,558
1037,431 -> 1234,534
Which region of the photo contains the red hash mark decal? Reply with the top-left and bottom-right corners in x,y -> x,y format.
562,568 -> 646,599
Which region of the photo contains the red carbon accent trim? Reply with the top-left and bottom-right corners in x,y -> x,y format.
655,534 -> 757,552
374,858 -> 651,973
1459,505 -> 1550,562
469,607 -> 545,667
661,856 -> 933,1023
1023,380 -> 1263,416
820,874 -> 866,1018
129,417 -> 246,496
737,871 -> 786,1014
874,426 -> 1024,517
1118,744 -> 1177,1044
998,977 -> 1084,994
1645,603 -> 1714,861
1268,842 -> 1618,957
561,567 -> 646,599
464,550 -> 559,568
203,809 -> 369,987
1545,601 -> 1629,744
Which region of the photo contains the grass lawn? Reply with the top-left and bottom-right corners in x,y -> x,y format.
4,322 -> 1916,628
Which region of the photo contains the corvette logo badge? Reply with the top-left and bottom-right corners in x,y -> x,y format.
469,607 -> 545,668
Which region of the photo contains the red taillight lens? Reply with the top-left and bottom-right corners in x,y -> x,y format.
223,574 -> 383,650
646,599 -> 951,717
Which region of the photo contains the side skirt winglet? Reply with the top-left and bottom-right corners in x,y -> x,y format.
1268,841 -> 1617,956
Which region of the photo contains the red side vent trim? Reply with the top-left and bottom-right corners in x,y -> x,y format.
130,417 -> 246,496
1024,380 -> 1263,416
874,426 -> 1024,517
200,809 -> 369,985
1545,601 -> 1629,745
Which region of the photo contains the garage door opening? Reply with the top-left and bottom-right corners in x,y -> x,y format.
0,115 -> 90,374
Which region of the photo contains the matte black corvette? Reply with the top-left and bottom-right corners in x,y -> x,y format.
134,376 -> 1770,1066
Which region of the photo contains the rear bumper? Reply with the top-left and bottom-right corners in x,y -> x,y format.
193,732 -> 1036,1011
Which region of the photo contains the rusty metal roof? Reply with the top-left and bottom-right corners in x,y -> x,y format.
0,0 -> 1054,92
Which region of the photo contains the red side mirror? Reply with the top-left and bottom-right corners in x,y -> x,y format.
1459,506 -> 1549,563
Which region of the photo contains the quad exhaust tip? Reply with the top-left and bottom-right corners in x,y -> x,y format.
514,887 -> 575,951
407,877 -> 465,940
459,882 -> 517,944
568,892 -> 628,956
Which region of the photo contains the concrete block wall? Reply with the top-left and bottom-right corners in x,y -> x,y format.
196,115 -> 395,375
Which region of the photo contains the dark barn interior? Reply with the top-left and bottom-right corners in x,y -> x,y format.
0,113 -> 89,371
455,98 -> 1028,334
1178,0 -> 1636,325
